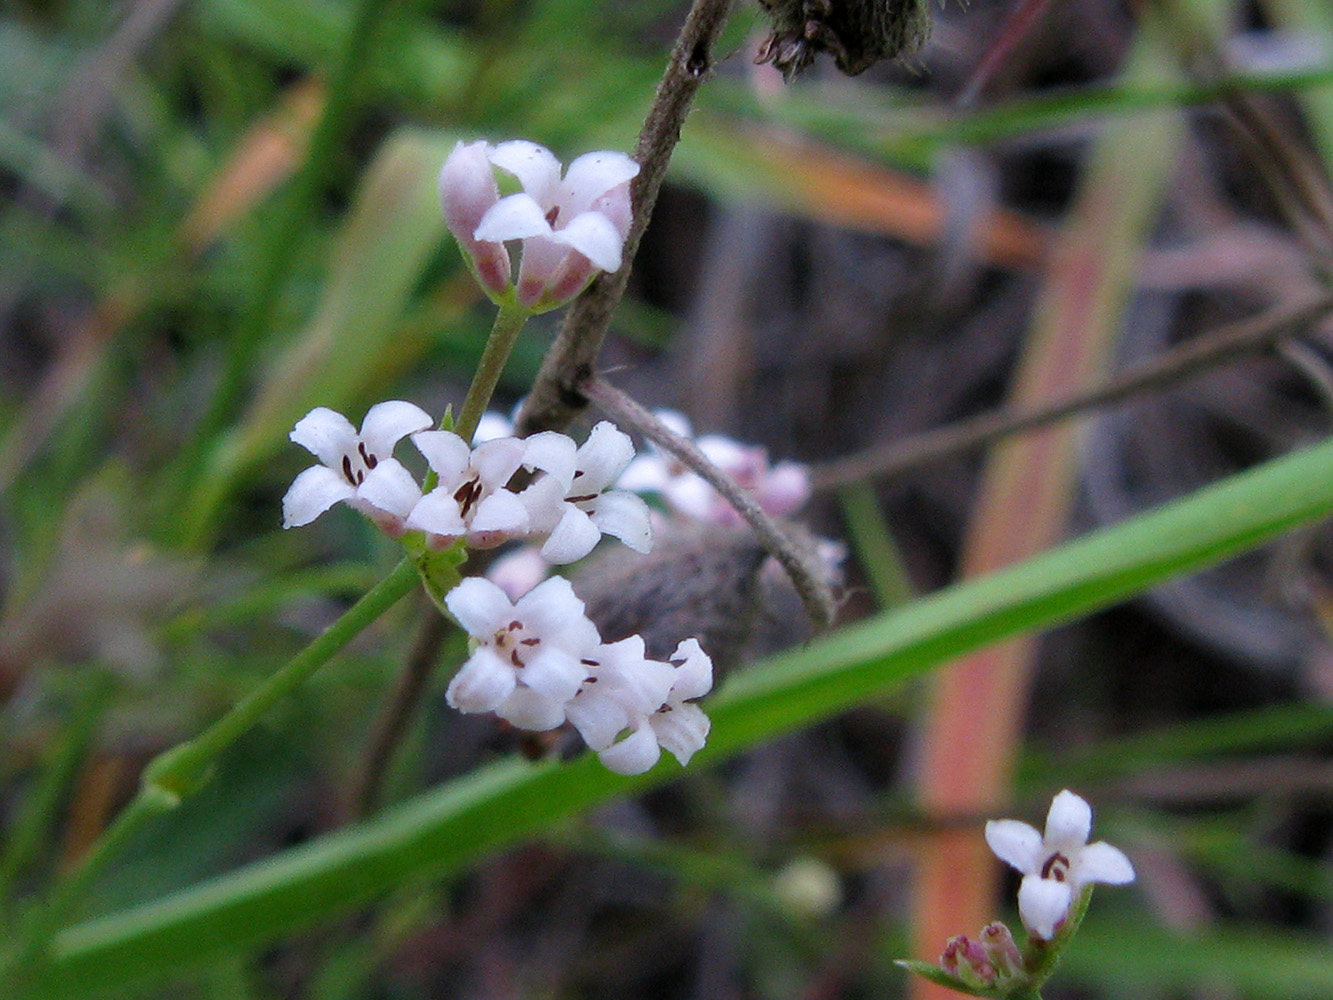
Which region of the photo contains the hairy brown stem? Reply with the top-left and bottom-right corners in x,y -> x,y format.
811,294 -> 1333,490
584,378 -> 836,631
516,0 -> 736,437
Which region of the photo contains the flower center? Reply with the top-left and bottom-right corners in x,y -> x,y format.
493,619 -> 541,668
340,442 -> 380,486
1040,852 -> 1071,882
453,474 -> 485,518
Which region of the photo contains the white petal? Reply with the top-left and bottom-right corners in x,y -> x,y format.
984,819 -> 1045,875
412,430 -> 471,483
446,647 -> 516,714
573,421 -> 635,491
538,505 -> 602,564
290,407 -> 358,468
473,411 -> 514,443
1077,842 -> 1135,886
282,465 -> 355,528
1017,875 -> 1073,941
596,637 -> 676,715
521,431 -> 578,487
359,400 -> 433,457
468,490 -> 530,539
551,211 -> 623,272
616,454 -> 670,493
517,475 -> 569,534
652,702 -> 710,766
514,577 -> 597,649
496,685 -> 566,731
667,638 -> 713,701
484,547 -> 550,601
471,437 -> 526,490
587,491 -> 652,554
559,151 -> 639,215
566,690 -> 631,751
597,724 -> 661,775
356,458 -> 422,518
404,489 -> 466,540
520,645 -> 588,703
474,192 -> 553,243
758,462 -> 811,516
1045,790 -> 1093,851
488,141 -> 562,202
444,576 -> 514,636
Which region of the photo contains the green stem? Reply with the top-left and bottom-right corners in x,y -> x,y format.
454,304 -> 530,443
9,558 -> 420,978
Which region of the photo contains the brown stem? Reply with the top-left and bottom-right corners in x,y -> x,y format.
811,294 -> 1333,490
584,377 -> 836,631
516,0 -> 736,437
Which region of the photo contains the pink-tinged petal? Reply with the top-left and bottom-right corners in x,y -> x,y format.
667,638 -> 713,701
485,547 -> 550,601
411,430 -> 472,484
538,506 -> 602,565
984,819 -> 1045,875
474,192 -> 552,243
467,491 -> 530,548
359,400 -> 433,456
1017,875 -> 1073,941
652,702 -> 710,766
574,422 -> 635,491
282,465 -> 355,528
758,461 -> 811,516
471,437 -> 526,490
1045,790 -> 1093,851
560,151 -> 639,215
496,685 -> 566,731
587,491 -> 652,554
290,407 -> 358,467
588,183 -> 633,240
551,211 -> 623,272
521,431 -> 578,487
356,458 -> 422,519
444,576 -> 515,636
566,690 -> 631,752
513,234 -> 571,307
440,140 -> 499,240
598,724 -> 661,775
519,645 -> 588,703
534,252 -> 597,310
446,646 -> 516,714
404,490 -> 466,540
488,141 -> 562,202
1077,842 -> 1135,885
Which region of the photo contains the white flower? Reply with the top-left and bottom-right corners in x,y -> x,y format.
444,576 -> 600,731
441,140 -> 638,311
586,637 -> 714,776
985,790 -> 1135,940
520,421 -> 653,563
406,431 -> 531,550
619,412 -> 810,527
282,402 -> 432,532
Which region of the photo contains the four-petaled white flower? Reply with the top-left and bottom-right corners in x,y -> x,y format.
440,140 -> 639,312
444,576 -> 601,731
406,431 -> 531,550
985,789 -> 1135,940
520,421 -> 653,563
282,401 -> 432,533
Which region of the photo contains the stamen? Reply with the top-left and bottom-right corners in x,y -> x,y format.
545,206 -> 560,226
341,454 -> 358,485
567,494 -> 597,503
1040,852 -> 1071,881
358,441 -> 378,469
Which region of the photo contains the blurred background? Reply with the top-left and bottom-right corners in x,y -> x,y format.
6,0 -> 1333,997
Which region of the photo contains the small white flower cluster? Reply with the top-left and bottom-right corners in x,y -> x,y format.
282,402 -> 713,775
619,411 -> 812,528
440,140 -> 638,312
281,402 -> 651,565
445,576 -> 712,774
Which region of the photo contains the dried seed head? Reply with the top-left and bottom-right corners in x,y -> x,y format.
755,0 -> 932,80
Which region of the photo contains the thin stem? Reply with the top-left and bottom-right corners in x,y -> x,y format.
455,303 -> 531,443
811,294 -> 1333,490
516,0 -> 736,437
584,377 -> 835,630
10,557 -> 420,975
